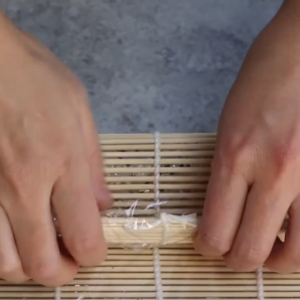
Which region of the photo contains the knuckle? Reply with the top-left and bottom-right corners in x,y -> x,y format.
3,157 -> 57,207
243,247 -> 266,265
217,134 -> 253,174
227,246 -> 266,272
2,163 -> 37,207
199,233 -> 231,256
25,259 -> 58,284
273,142 -> 298,174
0,261 -> 22,277
69,232 -> 100,259
1,271 -> 28,284
4,275 -> 28,284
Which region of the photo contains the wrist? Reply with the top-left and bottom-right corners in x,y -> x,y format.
0,12 -> 24,58
248,0 -> 300,65
0,11 -> 12,34
282,0 -> 300,19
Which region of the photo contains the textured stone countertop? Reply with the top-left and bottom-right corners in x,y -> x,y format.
0,0 -> 282,133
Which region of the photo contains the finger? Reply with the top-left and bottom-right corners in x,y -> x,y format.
0,205 -> 28,283
79,98 -> 112,210
193,149 -> 250,256
52,157 -> 107,267
224,181 -> 291,272
264,197 -> 300,273
5,192 -> 78,287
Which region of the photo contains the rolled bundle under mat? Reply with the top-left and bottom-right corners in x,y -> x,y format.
99,133 -> 286,248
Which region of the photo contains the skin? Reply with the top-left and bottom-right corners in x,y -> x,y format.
0,12 -> 112,286
0,0 -> 299,287
194,0 -> 300,274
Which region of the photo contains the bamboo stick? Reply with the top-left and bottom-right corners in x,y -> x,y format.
1,291 -> 294,298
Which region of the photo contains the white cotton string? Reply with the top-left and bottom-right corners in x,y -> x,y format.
256,267 -> 264,300
55,287 -> 61,300
153,131 -> 164,300
153,247 -> 163,300
154,131 -> 161,213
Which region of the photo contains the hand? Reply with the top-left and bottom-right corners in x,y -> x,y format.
194,0 -> 300,273
0,13 -> 112,286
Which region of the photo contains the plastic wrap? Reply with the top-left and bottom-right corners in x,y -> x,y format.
98,132 -> 205,251
1,133 -> 290,300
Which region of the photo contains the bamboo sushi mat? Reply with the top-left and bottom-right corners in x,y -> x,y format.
1,133 -> 298,300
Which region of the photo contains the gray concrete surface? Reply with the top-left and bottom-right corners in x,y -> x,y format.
0,0 -> 282,133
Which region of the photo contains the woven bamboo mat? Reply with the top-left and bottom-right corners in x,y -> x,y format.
2,246 -> 300,299
0,133 -> 297,299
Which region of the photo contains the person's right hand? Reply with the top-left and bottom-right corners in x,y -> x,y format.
0,12 -> 112,286
194,0 -> 300,274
